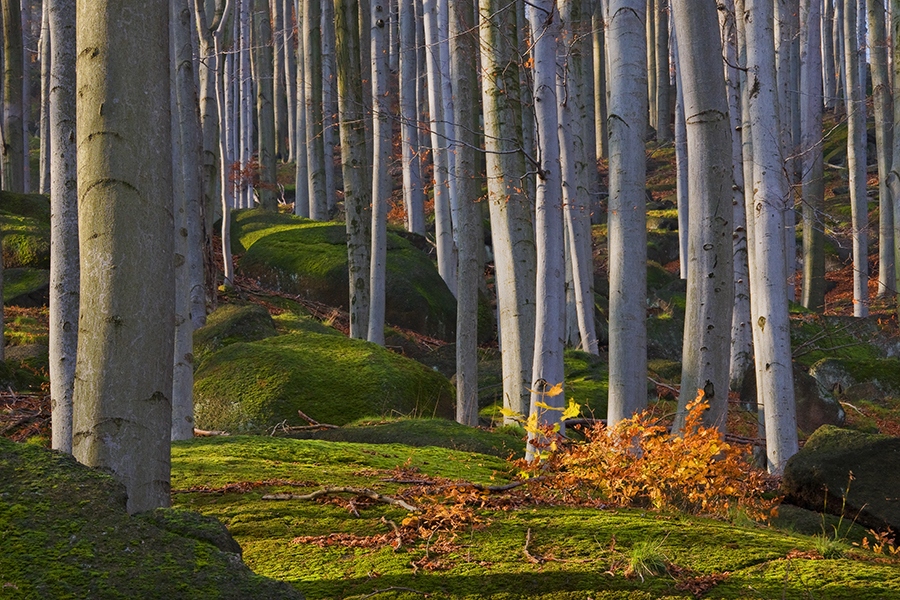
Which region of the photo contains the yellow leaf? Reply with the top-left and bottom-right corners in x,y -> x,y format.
498,407 -> 521,418
561,400 -> 581,421
534,400 -> 557,411
546,382 -> 564,397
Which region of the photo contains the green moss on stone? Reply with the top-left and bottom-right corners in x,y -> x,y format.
193,331 -> 455,432
2,267 -> 49,306
193,304 -> 278,368
0,192 -> 51,269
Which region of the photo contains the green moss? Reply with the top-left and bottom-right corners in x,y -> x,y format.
564,349 -> 609,415
233,209 -> 457,341
0,436 -> 302,599
193,303 -> 278,368
193,330 -> 455,432
0,192 -> 51,269
2,268 -> 50,306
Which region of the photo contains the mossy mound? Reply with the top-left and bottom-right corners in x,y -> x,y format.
0,436 -> 303,599
1,344 -> 50,392
286,417 -> 524,458
2,267 -> 50,307
193,303 -> 279,368
782,426 -> 900,533
0,192 -> 51,269
233,209 -> 458,341
194,330 -> 455,433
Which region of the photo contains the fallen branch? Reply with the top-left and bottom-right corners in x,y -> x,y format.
523,527 -> 545,564
262,487 -> 420,512
379,476 -> 547,493
193,428 -> 229,437
297,409 -> 339,429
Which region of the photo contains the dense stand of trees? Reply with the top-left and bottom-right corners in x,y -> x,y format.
2,0 -> 898,507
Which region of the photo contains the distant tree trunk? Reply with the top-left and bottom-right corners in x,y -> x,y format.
844,0 -> 869,317
775,0 -> 799,302
73,0 -> 174,513
654,0 -> 671,142
646,0 -> 657,133
823,0 -> 837,109
479,0 -> 535,418
673,30 -> 688,281
171,0 -> 204,441
834,0 -> 845,113
721,0 -> 752,392
294,14 -> 310,218
252,0 -> 278,210
214,0 -> 236,286
423,0 -> 457,294
271,0 -> 287,160
606,0 -> 648,425
336,0 -> 372,338
2,0 -> 25,192
239,0 -> 253,208
801,0 -> 826,312
303,0 -> 327,218
282,0 -> 296,163
527,0 -> 566,437
47,0 -> 78,454
368,0 -> 390,345
38,2 -> 50,195
744,0 -> 799,473
321,0 -> 338,214
867,0 -> 894,297
672,0 -> 734,431
451,0 -> 479,426
192,0 -> 221,246
890,0 -> 900,319
592,0 -> 608,160
559,0 -> 598,355
399,0 -> 424,234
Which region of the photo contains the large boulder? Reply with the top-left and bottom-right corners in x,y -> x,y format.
782,426 -> 900,533
193,303 -> 279,368
232,209 -> 458,341
2,267 -> 50,307
193,329 -> 455,433
740,362 -> 844,435
0,436 -> 303,599
0,192 -> 51,269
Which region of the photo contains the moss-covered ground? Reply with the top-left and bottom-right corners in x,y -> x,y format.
168,434 -> 900,600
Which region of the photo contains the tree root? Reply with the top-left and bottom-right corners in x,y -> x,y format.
262,486 -> 420,512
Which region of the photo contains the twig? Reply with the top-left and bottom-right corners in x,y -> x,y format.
193,428 -> 230,437
262,487 -> 420,512
297,409 -> 339,429
523,527 -> 545,564
840,401 -> 866,416
648,376 -> 680,396
380,516 -> 403,549
348,587 -> 430,599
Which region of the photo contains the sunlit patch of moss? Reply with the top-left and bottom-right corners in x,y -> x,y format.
564,349 -> 608,416
0,192 -> 51,269
2,268 -> 49,306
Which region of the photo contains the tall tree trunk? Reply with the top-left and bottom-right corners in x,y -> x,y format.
606,0 -> 648,425
867,0 -> 894,297
282,0 -> 296,162
47,0 -> 78,454
654,0 -> 671,142
253,0 -> 278,210
672,0 -> 734,431
271,0 -> 288,160
592,0 -> 608,160
801,0 -> 826,312
721,0 -> 752,391
742,0 -> 799,473
368,0 -> 390,345
73,0 -> 174,512
294,11 -> 310,218
673,30 -> 688,281
171,0 -> 204,441
845,0 -> 869,317
479,0 -> 535,418
38,2 -> 50,194
451,0 -> 479,426
889,0 -> 900,319
823,0 -> 837,109
336,0 -> 372,338
2,0 -> 25,192
304,0 -> 327,218
321,0 -> 338,214
399,0 -> 424,233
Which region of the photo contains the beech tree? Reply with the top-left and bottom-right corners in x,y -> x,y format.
606,0 -> 649,425
672,0 -> 734,430
47,0 -> 78,453
2,0 -> 25,192
252,0 -> 277,210
73,0 -> 174,512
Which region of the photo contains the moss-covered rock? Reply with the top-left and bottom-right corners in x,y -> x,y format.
194,330 -> 455,433
0,192 -> 51,269
193,303 -> 279,368
2,267 -> 49,307
782,426 -> 900,533
0,436 -> 303,599
233,209 -> 457,341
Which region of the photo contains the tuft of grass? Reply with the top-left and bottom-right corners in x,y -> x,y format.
625,537 -> 669,581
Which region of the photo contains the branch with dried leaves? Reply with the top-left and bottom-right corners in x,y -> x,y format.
262,486 -> 420,512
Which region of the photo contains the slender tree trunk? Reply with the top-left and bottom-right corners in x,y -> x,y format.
801,0 -> 826,312
646,0 -> 657,132
672,0 -> 734,431
38,2 -> 50,194
294,11 -> 310,218
2,0 -> 25,192
399,0 -> 424,233
73,0 -> 174,513
451,0 -> 479,426
673,30 -> 689,281
47,0 -> 78,454
867,0 -> 895,296
655,0 -> 671,142
606,0 -> 648,425
271,0 -> 288,161
368,0 -> 390,345
479,0 -> 535,418
171,0 -> 204,441
252,0 -> 278,210
321,0 -> 337,214
336,0 -> 372,338
823,0 -> 837,109
889,0 -> 900,319
845,0 -> 869,317
743,0 -> 799,473
302,0 -> 326,218
282,0 -> 296,162
592,0 -> 608,160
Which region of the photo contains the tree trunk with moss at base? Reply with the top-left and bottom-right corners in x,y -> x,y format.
73,0 -> 174,513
